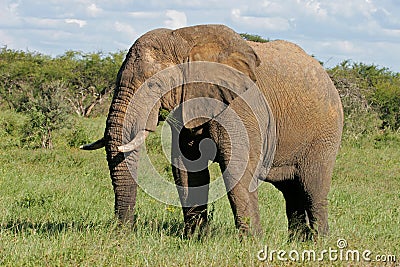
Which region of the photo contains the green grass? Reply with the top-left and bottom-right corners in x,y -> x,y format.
0,117 -> 399,266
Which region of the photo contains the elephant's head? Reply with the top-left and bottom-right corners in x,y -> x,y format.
81,25 -> 272,223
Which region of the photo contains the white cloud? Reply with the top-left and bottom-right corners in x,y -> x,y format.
323,40 -> 361,54
0,1 -> 21,26
231,8 -> 290,31
304,0 -> 327,18
87,3 -> 102,17
323,0 -> 377,18
0,30 -> 16,46
114,21 -> 136,39
164,10 -> 187,29
65,19 -> 87,28
383,28 -> 400,38
129,11 -> 160,19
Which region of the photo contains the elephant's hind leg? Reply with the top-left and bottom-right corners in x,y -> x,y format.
298,143 -> 338,238
273,179 -> 313,241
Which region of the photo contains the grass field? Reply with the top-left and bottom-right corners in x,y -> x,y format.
0,117 -> 399,266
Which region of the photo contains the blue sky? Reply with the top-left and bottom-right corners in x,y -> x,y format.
1,0 -> 400,71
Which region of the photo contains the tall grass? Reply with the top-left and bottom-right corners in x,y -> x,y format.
0,115 -> 399,266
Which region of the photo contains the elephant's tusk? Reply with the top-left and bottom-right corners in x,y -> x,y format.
118,130 -> 149,152
80,138 -> 106,150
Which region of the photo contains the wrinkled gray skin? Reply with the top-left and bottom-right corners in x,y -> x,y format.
82,25 -> 343,239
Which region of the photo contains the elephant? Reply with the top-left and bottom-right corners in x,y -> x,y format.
81,24 -> 343,240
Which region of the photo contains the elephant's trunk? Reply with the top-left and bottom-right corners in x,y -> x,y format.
107,148 -> 138,223
105,91 -> 159,223
105,85 -> 139,223
104,47 -> 161,223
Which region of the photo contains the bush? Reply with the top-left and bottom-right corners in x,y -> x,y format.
67,125 -> 93,148
0,47 -> 124,118
373,78 -> 400,130
63,116 -> 106,148
373,130 -> 400,149
328,61 -> 400,141
19,80 -> 70,149
0,109 -> 27,148
329,64 -> 381,139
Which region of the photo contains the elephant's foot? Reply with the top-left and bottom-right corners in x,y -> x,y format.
286,206 -> 329,242
225,175 -> 262,237
288,218 -> 316,242
306,201 -> 329,239
183,205 -> 208,238
273,179 -> 322,242
235,218 -> 263,237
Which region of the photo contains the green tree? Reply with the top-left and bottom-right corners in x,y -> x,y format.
329,61 -> 379,137
21,80 -> 69,149
61,50 -> 125,117
240,33 -> 270,43
328,61 -> 400,136
0,48 -> 125,117
0,48 -> 127,148
0,47 -> 51,111
0,48 -> 69,148
372,75 -> 400,130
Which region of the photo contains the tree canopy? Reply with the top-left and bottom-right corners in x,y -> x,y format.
240,33 -> 270,43
0,46 -> 399,148
0,47 -> 125,148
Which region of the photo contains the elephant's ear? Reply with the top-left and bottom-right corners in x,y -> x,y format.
181,42 -> 260,129
189,42 -> 260,82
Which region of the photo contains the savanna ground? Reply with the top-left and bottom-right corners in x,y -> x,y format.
0,114 -> 399,266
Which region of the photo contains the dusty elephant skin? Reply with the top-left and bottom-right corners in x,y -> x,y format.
81,24 -> 343,240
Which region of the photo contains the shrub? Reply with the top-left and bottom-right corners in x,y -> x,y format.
67,124 -> 93,148
328,63 -> 381,139
20,80 -> 70,149
328,61 -> 400,142
0,109 -> 27,148
62,116 -> 106,148
0,48 -> 124,118
373,78 -> 400,130
373,130 -> 400,149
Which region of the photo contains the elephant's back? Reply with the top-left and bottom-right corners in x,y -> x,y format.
248,40 -> 343,166
248,40 -> 338,105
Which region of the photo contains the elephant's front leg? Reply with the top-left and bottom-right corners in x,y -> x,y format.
210,121 -> 263,235
171,128 -> 211,237
172,166 -> 210,237
223,166 -> 262,235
